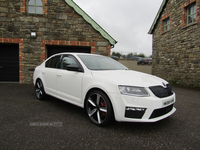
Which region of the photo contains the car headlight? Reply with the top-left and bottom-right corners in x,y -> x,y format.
118,86 -> 149,97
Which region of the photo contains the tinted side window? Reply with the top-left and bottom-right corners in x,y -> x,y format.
61,55 -> 78,69
45,55 -> 61,69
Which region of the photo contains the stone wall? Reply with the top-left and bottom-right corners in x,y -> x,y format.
0,0 -> 111,83
152,0 -> 200,88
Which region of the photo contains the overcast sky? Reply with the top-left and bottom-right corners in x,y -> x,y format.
73,0 -> 163,57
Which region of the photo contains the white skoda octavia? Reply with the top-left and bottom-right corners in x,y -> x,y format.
33,53 -> 176,126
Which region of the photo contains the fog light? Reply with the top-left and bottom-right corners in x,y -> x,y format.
125,107 -> 146,119
126,107 -> 146,111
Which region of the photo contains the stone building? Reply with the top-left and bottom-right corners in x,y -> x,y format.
149,0 -> 200,88
0,0 -> 117,83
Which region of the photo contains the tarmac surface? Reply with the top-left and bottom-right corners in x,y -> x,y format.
0,83 -> 200,150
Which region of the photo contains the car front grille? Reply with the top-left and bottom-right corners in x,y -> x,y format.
149,84 -> 173,98
149,104 -> 174,119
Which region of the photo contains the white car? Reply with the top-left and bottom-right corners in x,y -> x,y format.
33,53 -> 176,126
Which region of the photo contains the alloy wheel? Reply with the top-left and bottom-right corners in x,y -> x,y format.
86,91 -> 113,126
35,79 -> 45,100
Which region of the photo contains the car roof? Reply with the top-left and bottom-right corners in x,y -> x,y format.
49,53 -> 105,58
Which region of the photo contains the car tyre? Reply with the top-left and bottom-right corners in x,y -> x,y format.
85,90 -> 114,126
35,79 -> 46,100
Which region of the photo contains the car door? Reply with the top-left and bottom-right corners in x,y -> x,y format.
43,55 -> 62,95
56,55 -> 84,105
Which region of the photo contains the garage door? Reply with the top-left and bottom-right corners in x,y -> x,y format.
0,44 -> 19,82
46,45 -> 91,58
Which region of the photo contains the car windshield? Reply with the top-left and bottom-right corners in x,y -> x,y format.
78,55 -> 128,70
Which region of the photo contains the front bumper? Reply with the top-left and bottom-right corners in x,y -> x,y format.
109,92 -> 176,122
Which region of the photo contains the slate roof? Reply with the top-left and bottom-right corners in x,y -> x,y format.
65,0 -> 117,46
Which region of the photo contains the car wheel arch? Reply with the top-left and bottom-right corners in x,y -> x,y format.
35,78 -> 46,90
35,78 -> 41,84
35,78 -> 42,85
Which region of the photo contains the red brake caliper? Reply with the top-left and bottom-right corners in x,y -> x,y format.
102,102 -> 107,116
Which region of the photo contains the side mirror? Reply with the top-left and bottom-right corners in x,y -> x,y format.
66,64 -> 82,72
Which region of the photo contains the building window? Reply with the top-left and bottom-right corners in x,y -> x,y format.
187,3 -> 196,25
181,1 -> 199,27
27,0 -> 43,14
164,18 -> 170,32
160,12 -> 171,33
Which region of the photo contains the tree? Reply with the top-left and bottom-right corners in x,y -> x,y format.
112,52 -> 121,58
127,53 -> 135,59
121,55 -> 127,59
137,53 -> 146,58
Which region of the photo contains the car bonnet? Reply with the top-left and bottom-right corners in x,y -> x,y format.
91,70 -> 168,88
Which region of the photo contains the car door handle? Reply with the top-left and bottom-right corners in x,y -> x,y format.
57,73 -> 61,77
42,71 -> 45,74
0,66 -> 2,69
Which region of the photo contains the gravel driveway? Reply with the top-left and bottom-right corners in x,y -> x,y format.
0,83 -> 200,150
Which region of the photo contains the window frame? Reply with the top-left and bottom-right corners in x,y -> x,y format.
27,0 -> 43,14
61,55 -> 84,72
45,55 -> 62,69
187,3 -> 196,25
61,55 -> 78,70
164,17 -> 170,32
160,12 -> 172,34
